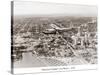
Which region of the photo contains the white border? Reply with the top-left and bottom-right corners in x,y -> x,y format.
14,64 -> 97,74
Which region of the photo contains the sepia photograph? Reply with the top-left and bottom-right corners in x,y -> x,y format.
11,1 -> 98,74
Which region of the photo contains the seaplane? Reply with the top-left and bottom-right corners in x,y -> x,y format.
42,23 -> 78,35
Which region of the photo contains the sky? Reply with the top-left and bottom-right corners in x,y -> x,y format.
13,1 -> 98,17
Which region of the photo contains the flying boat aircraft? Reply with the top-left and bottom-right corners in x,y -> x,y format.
42,24 -> 78,35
